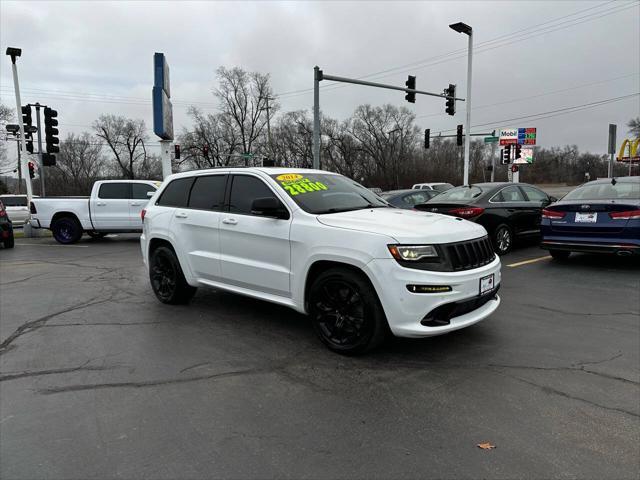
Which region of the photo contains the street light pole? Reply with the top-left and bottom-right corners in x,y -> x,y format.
450,22 -> 473,186
6,47 -> 34,204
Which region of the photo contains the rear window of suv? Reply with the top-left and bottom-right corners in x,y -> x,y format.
563,180 -> 640,200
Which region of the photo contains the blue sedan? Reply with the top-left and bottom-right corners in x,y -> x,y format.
540,176 -> 640,259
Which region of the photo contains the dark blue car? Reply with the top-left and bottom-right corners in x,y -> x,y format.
540,176 -> 640,259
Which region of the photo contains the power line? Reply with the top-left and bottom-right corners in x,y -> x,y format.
432,93 -> 639,135
275,1 -> 638,100
415,72 -> 640,120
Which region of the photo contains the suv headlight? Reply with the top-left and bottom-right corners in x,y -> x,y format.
388,244 -> 439,261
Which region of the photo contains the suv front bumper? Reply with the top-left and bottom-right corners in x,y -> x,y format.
366,256 -> 501,338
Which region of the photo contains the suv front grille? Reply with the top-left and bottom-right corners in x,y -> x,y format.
396,236 -> 495,272
444,236 -> 495,271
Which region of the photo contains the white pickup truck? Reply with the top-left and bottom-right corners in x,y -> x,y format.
30,180 -> 160,244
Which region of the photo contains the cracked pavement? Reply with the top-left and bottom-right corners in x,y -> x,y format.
1,235 -> 639,479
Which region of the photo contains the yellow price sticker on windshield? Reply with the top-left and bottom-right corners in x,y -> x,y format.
276,173 -> 303,182
280,178 -> 328,196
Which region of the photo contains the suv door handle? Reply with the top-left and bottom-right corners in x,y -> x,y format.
175,212 -> 188,219
222,218 -> 238,225
130,202 -> 142,206
96,202 -> 107,206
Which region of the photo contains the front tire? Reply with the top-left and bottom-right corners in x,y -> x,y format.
549,249 -> 570,261
308,268 -> 388,355
51,216 -> 83,244
149,246 -> 197,304
492,224 -> 513,256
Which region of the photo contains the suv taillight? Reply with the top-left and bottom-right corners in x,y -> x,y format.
448,207 -> 484,218
141,209 -> 146,221
542,208 -> 565,219
609,209 -> 640,220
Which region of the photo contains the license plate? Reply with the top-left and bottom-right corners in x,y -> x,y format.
480,274 -> 495,295
575,212 -> 597,223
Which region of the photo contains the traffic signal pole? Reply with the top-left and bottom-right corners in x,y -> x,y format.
7,49 -> 34,205
34,103 -> 45,196
312,66 -> 464,170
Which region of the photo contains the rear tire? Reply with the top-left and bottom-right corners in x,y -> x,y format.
492,224 -> 513,256
3,235 -> 14,248
549,249 -> 570,261
149,245 -> 197,304
51,216 -> 83,244
308,268 -> 388,355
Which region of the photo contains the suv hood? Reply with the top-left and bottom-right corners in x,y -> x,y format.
317,207 -> 487,243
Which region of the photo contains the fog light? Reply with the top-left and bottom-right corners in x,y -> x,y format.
406,285 -> 452,293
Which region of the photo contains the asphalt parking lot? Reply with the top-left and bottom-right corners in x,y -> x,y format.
1,235 -> 639,479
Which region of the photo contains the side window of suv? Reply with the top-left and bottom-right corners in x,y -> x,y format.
188,175 -> 227,210
157,178 -> 194,207
98,183 -> 130,199
228,175 -> 279,215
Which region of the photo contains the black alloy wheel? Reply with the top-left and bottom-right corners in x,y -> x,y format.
52,216 -> 82,244
149,246 -> 196,304
309,268 -> 387,354
493,224 -> 513,256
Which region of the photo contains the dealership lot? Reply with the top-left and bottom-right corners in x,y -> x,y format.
1,236 -> 639,479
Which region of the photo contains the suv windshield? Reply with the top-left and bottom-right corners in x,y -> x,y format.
270,173 -> 388,214
432,186 -> 483,201
563,180 -> 640,201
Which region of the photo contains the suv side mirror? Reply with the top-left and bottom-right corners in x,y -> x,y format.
251,197 -> 289,219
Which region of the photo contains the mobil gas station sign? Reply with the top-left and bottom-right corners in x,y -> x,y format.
499,127 -> 536,146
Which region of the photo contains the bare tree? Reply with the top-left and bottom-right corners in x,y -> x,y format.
627,117 -> 640,138
45,133 -> 105,195
93,114 -> 147,179
0,104 -> 15,172
178,107 -> 241,169
215,66 -> 276,163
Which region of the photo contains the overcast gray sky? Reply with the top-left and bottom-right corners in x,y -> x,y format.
1,0 -> 639,157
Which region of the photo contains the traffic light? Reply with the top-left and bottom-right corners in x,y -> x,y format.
445,84 -> 456,116
515,144 -> 522,160
28,161 -> 35,179
174,144 -> 181,160
25,133 -> 34,154
456,124 -> 463,146
42,153 -> 56,166
44,107 -> 60,154
501,145 -> 512,164
405,75 -> 416,103
424,129 -> 430,149
21,105 -> 32,128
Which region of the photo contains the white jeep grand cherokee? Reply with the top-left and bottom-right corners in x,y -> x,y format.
141,168 -> 501,354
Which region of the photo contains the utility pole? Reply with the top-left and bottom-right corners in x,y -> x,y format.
34,103 -> 45,196
608,124 -> 616,178
490,141 -> 497,182
261,95 -> 274,164
6,47 -> 34,205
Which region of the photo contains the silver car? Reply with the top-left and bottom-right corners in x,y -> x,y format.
0,195 -> 37,226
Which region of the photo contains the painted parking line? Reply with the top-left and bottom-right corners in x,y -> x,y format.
507,255 -> 551,268
16,243 -> 89,248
